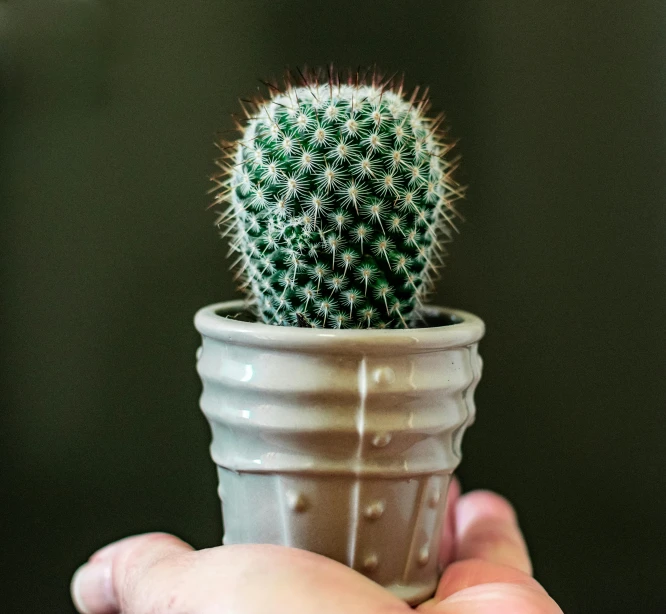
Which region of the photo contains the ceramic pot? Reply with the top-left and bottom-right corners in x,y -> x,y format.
194,300 -> 484,605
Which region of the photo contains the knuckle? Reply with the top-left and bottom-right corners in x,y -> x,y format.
111,535 -> 179,610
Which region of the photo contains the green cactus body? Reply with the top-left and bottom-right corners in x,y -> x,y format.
214,74 -> 461,328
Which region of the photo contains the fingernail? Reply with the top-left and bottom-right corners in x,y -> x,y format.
71,561 -> 114,614
448,476 -> 462,500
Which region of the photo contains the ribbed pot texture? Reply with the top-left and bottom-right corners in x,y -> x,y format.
195,300 -> 484,605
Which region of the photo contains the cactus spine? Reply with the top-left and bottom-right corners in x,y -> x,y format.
213,70 -> 463,328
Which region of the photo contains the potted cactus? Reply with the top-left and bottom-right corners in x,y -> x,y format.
195,68 -> 484,605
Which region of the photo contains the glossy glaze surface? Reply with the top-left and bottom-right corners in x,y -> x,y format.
195,300 -> 484,605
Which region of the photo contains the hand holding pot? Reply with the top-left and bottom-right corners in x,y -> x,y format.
70,483 -> 563,614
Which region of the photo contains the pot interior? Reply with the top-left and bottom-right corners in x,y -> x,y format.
213,304 -> 463,328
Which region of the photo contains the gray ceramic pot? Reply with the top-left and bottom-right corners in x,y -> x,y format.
194,300 -> 484,605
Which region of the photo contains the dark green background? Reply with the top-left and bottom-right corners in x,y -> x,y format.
2,1 -> 664,612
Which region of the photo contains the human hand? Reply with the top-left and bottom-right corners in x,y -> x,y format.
71,481 -> 562,613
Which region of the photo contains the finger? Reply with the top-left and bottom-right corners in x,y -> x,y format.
454,490 -> 532,575
420,490 -> 540,607
421,582 -> 563,614
71,532 -> 193,614
439,476 -> 461,567
427,559 -> 546,605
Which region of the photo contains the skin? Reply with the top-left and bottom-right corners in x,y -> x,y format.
71,480 -> 563,614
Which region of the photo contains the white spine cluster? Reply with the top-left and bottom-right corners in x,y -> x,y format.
213,73 -> 464,329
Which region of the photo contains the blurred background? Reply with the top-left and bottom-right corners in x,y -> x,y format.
1,1 -> 664,611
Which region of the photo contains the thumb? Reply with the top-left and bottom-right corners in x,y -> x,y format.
425,582 -> 563,614
71,533 -> 193,614
71,536 -> 411,614
418,491 -> 562,613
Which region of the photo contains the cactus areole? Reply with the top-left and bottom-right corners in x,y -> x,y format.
212,70 -> 464,329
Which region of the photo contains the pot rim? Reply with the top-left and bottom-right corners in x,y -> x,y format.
195,300 -> 484,354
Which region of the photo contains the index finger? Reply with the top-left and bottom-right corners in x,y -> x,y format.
454,490 -> 532,575
418,491 -> 545,609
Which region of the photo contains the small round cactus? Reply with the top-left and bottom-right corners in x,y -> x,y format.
212,69 -> 463,329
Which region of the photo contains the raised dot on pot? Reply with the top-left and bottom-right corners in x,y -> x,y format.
372,366 -> 395,385
364,500 -> 386,520
372,432 -> 392,448
363,553 -> 379,572
285,490 -> 309,513
417,545 -> 430,566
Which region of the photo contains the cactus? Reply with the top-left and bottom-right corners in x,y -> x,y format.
212,69 -> 463,329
